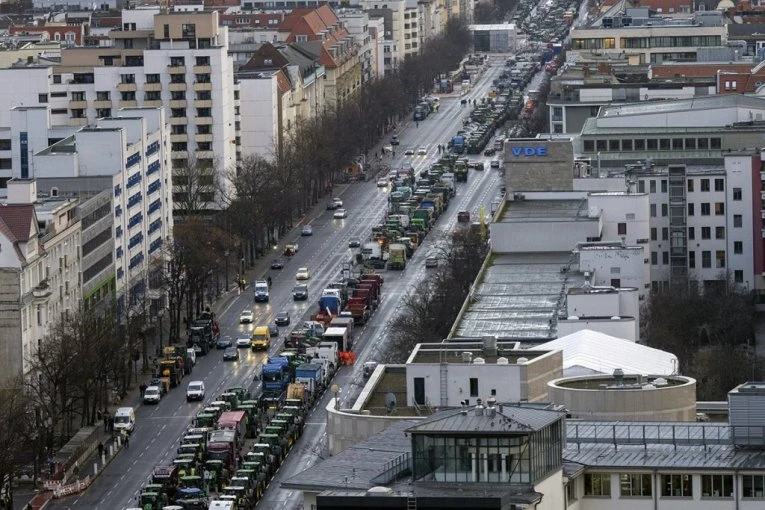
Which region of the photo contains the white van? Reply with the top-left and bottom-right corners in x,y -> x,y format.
114,407 -> 135,433
186,348 -> 197,366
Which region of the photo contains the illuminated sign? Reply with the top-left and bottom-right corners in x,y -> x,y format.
511,146 -> 548,157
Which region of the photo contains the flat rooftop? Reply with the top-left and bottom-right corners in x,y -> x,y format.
497,198 -> 590,223
452,252 -> 583,341
361,366 -> 432,417
410,345 -> 550,365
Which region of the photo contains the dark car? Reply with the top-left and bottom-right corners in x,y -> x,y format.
483,147 -> 496,156
326,201 -> 338,210
223,347 -> 239,361
348,237 -> 361,248
216,336 -> 233,349
271,259 -> 284,270
268,323 -> 279,337
390,135 -> 400,146
292,284 -> 308,300
275,311 -> 291,326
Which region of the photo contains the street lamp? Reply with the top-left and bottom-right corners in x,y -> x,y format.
157,309 -> 165,350
224,251 -> 229,291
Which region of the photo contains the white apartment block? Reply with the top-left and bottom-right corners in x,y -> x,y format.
403,2 -> 421,56
357,0 -> 406,73
634,158 -> 756,291
0,9 -> 236,209
337,9 -> 376,83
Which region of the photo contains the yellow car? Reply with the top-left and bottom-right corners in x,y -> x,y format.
250,326 -> 271,351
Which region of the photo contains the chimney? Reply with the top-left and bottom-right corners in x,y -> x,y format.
613,368 -> 624,386
475,404 -> 484,416
482,336 -> 497,357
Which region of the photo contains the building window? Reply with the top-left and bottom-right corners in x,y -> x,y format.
584,473 -> 611,497
711,137 -> 722,149
195,56 -> 210,66
662,252 -> 669,265
735,270 -> 744,283
688,227 -> 695,240
742,474 -> 765,498
638,181 -> 646,193
716,227 -> 725,239
689,251 -> 695,268
651,251 -> 658,265
120,73 -> 135,84
39,93 -> 48,103
688,203 -> 694,216
566,482 -> 577,503
715,202 -> 724,215
650,228 -> 657,241
121,91 -> 136,101
734,241 -> 743,254
701,178 -> 710,192
181,24 -> 196,38
649,180 -> 656,193
702,251 -> 711,268
647,139 -> 658,150
662,474 -> 693,498
635,139 -> 645,150
650,204 -> 657,217
620,473 -> 652,497
701,474 -> 733,498
661,180 -> 667,193
687,179 -> 694,192
583,140 -> 594,152
617,223 -> 627,235
660,138 -> 670,150
734,214 -> 742,228
716,250 -> 726,268
733,187 -> 742,200
701,203 -> 710,216
662,227 -> 668,240
701,227 -> 711,239
469,378 -> 478,397
699,137 -> 709,149
714,178 -> 724,192
661,204 -> 668,217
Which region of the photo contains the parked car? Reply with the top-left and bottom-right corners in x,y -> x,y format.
143,385 -> 161,405
236,337 -> 251,348
326,201 -> 338,210
332,197 -> 343,208
186,381 -> 205,402
301,225 -> 313,236
296,267 -> 311,280
348,237 -> 361,248
275,311 -> 291,326
383,144 -> 393,153
334,208 -> 347,219
425,255 -> 439,268
239,310 -> 254,324
223,347 -> 239,361
292,284 -> 308,300
270,259 -> 284,270
216,336 -> 233,349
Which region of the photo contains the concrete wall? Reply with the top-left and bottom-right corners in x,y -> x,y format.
238,74 -> 278,158
505,138 -> 574,193
406,362 -> 523,408
547,375 -> 697,421
557,316 -> 637,342
490,219 -> 600,253
535,469 -> 565,510
0,269 -> 22,388
524,350 -> 564,403
326,400 -> 419,455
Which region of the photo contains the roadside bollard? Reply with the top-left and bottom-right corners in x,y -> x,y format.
93,462 -> 98,476
101,453 -> 106,464
116,436 -> 121,448
109,445 -> 114,457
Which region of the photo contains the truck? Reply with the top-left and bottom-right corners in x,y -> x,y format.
387,243 -> 407,269
454,159 -> 468,182
329,316 -> 354,339
159,358 -> 183,388
261,356 -> 292,399
451,135 -> 465,154
322,327 -> 352,352
207,429 -> 237,471
250,326 -> 270,351
318,291 -> 342,315
164,345 -> 192,375
361,242 -> 383,262
294,363 -> 323,394
254,280 -> 269,303
305,341 -> 339,382
217,410 -> 248,445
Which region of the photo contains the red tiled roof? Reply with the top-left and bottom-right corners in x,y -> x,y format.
276,70 -> 291,94
9,25 -> 85,45
0,204 -> 36,243
278,4 -> 338,36
640,0 -> 692,13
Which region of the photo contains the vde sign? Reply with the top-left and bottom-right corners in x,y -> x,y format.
511,146 -> 548,157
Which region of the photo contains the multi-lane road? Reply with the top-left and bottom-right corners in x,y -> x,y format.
48,56 -> 508,510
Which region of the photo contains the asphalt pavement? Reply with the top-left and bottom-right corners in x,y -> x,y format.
45,56 -> 506,510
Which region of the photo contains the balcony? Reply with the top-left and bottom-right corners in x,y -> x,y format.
195,133 -> 213,143
119,100 -> 137,108
167,64 -> 186,74
196,117 -> 213,125
193,65 -> 211,74
69,117 -> 88,126
195,150 -> 214,159
195,99 -> 212,108
169,116 -> 187,125
168,83 -> 187,92
144,82 -> 162,92
144,100 -> 162,108
193,82 -> 212,92
69,100 -> 87,109
93,100 -> 112,109
170,133 -> 188,143
32,280 -> 52,300
117,82 -> 137,92
169,99 -> 187,108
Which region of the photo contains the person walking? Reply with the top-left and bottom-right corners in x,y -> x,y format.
103,413 -> 108,433
108,416 -> 114,433
123,431 -> 130,449
97,442 -> 104,458
139,382 -> 147,398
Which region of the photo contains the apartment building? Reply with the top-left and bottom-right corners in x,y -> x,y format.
569,9 -> 727,64
357,0 -> 406,74
337,9 -> 376,83
403,2 -> 420,56
0,8 -> 235,209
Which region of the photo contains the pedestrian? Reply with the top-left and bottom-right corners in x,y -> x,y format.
267,276 -> 272,288
123,431 -> 130,449
139,382 -> 147,397
73,461 -> 80,478
97,442 -> 104,458
103,413 -> 108,432
108,416 -> 114,433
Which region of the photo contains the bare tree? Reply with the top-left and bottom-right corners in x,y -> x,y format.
0,382 -> 32,506
172,154 -> 221,219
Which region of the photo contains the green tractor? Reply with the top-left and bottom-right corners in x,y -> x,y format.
204,459 -> 229,493
257,433 -> 286,465
136,486 -> 168,510
173,455 -> 200,478
194,412 -> 217,428
227,386 -> 252,402
219,392 -> 240,411
245,450 -> 275,479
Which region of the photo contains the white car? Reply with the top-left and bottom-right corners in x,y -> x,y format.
332,197 -> 343,208
333,208 -> 347,219
301,225 -> 313,236
296,267 -> 311,280
236,337 -> 251,348
404,147 -> 415,156
377,178 -> 389,188
417,146 -> 428,155
186,381 -> 205,402
383,144 -> 393,153
239,310 -> 254,323
143,385 -> 161,405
